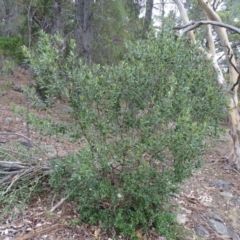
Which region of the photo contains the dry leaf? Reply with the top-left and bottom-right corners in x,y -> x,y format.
135,230 -> 143,239
93,228 -> 101,239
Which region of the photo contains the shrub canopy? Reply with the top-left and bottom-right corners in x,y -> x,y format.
23,31 -> 227,238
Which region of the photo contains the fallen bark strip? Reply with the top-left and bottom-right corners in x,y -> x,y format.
0,161 -> 29,170
12,223 -> 69,240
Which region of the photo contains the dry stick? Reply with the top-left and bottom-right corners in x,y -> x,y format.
1,172 -> 23,196
229,167 -> 240,176
0,166 -> 50,191
212,0 -> 217,11
0,170 -> 22,175
0,132 -> 47,156
0,175 -> 12,184
0,161 -> 28,169
50,196 -> 68,212
221,44 -> 240,91
51,194 -> 56,208
24,73 -> 35,149
25,77 -> 31,149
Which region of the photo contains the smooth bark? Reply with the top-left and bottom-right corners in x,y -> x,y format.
173,0 -> 196,43
176,0 -> 240,169
196,0 -> 240,169
174,0 -> 225,86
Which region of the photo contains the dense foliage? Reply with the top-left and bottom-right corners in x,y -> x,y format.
0,0 -> 237,238
0,0 -> 143,66
0,36 -> 24,73
23,32 -> 227,238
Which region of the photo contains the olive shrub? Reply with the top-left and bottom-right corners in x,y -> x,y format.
23,32 -> 227,238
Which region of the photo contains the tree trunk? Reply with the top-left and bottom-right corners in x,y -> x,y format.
2,0 -> 12,36
173,0 -> 196,43
142,0 -> 153,39
75,0 -> 93,66
175,0 -> 240,169
174,0 -> 225,86
197,0 -> 240,170
51,0 -> 63,34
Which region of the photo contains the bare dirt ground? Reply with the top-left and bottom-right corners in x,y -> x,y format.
0,68 -> 240,240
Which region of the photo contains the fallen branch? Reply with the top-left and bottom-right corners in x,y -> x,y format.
0,175 -> 12,184
174,20 -> 240,36
0,170 -> 22,175
0,132 -> 54,194
0,161 -> 50,192
0,161 -> 29,170
2,172 -> 22,195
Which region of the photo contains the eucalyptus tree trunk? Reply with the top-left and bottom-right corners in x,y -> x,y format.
142,0 -> 153,39
174,0 -> 225,86
197,0 -> 240,169
173,0 -> 196,43
174,0 -> 240,169
75,0 -> 93,66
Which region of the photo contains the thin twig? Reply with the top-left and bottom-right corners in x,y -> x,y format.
1,172 -> 22,196
50,196 -> 68,212
0,146 -> 41,160
25,75 -> 33,149
25,89 -> 31,149
51,194 -> 56,208
221,44 -> 240,91
0,132 -> 47,156
228,167 -> 240,176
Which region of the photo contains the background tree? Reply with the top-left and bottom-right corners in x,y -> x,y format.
0,0 -> 145,68
174,0 -> 240,169
92,0 -> 143,64
142,0 -> 154,38
75,0 -> 93,65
